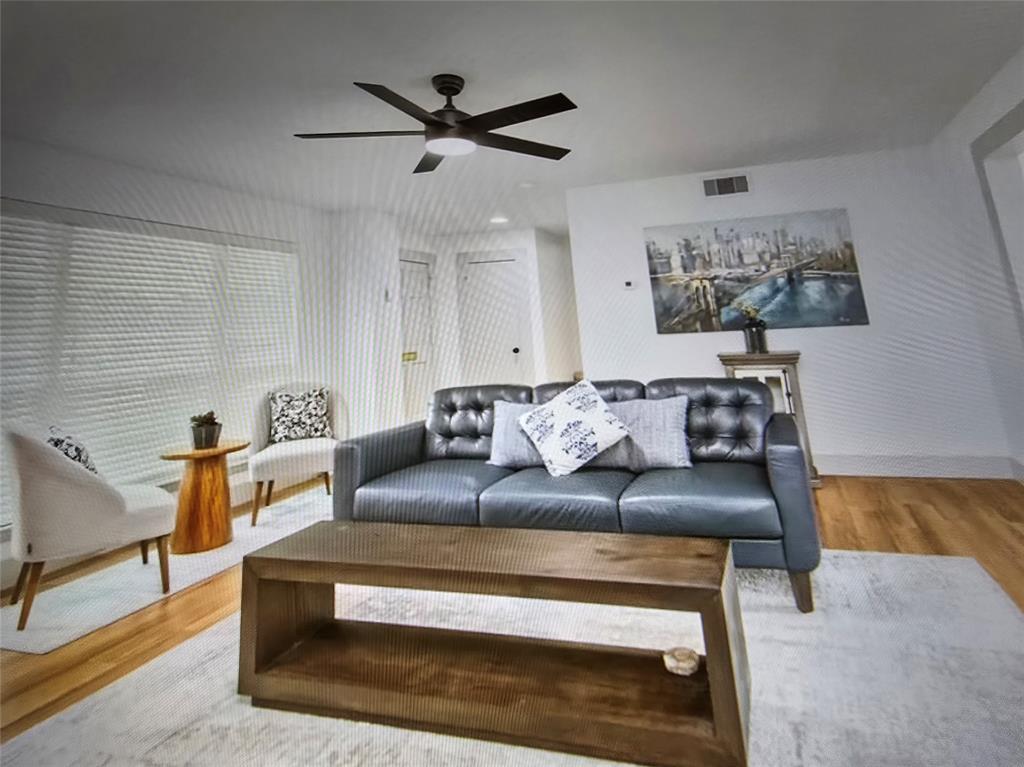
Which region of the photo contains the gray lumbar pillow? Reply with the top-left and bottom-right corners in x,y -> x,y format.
488,401 -> 544,469
489,395 -> 691,473
591,396 -> 691,472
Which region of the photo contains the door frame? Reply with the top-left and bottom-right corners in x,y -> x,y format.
456,249 -> 535,385
399,249 -> 437,422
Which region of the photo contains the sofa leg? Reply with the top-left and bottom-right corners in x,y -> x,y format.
139,540 -> 149,564
323,472 -> 331,495
789,571 -> 814,613
251,481 -> 264,527
265,480 -> 275,507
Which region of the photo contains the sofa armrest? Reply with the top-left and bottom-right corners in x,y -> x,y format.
333,421 -> 426,521
765,414 -> 821,572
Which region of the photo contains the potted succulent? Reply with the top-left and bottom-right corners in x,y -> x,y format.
739,303 -> 768,353
190,411 -> 222,449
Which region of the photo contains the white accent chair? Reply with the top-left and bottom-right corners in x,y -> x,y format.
5,428 -> 176,630
248,383 -> 340,526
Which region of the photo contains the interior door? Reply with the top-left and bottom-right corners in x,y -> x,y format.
457,250 -> 534,385
400,254 -> 436,423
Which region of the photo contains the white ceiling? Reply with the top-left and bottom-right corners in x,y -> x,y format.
3,2 -> 1022,234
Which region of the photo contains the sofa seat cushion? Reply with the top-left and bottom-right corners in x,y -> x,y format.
249,437 -> 338,482
619,463 -> 783,539
354,459 -> 513,525
479,467 -> 634,532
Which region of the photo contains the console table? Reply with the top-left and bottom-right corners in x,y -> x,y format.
718,350 -> 820,486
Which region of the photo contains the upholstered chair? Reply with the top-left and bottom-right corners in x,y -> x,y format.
247,383 -> 340,526
5,428 -> 176,630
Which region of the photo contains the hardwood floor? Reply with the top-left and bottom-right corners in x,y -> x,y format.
814,476 -> 1024,609
0,476 -> 320,742
1,475 -> 1022,744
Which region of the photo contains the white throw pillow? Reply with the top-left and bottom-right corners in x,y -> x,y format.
518,380 -> 629,477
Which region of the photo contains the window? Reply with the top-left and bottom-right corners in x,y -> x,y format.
0,202 -> 298,527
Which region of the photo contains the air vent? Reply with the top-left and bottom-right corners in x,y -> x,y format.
703,174 -> 750,197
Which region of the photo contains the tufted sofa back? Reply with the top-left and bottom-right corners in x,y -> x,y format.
533,379 -> 646,404
423,378 -> 772,464
646,378 -> 773,463
425,385 -> 533,459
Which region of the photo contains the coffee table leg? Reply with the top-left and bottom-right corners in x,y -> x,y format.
239,560 -> 335,695
700,548 -> 750,766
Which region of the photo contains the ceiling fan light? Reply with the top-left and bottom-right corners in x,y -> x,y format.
424,137 -> 477,156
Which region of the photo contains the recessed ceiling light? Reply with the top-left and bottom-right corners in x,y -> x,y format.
518,181 -> 535,189
490,215 -> 510,225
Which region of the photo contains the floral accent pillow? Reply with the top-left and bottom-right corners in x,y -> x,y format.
269,388 -> 333,443
47,426 -> 98,473
518,380 -> 629,477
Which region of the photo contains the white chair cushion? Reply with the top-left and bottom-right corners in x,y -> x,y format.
248,437 -> 338,482
109,484 -> 176,547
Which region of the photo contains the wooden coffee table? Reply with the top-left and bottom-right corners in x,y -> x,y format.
160,440 -> 249,554
238,522 -> 750,767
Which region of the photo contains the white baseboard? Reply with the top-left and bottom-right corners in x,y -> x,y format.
817,453 -> 1018,479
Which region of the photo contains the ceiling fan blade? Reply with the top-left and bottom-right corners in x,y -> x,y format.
474,132 -> 571,161
294,130 -> 425,139
413,153 -> 444,174
354,82 -> 446,126
459,93 -> 577,132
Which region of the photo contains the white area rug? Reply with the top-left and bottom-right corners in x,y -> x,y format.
5,550 -> 1023,766
0,490 -> 333,653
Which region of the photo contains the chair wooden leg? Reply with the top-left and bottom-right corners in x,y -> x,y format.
789,571 -> 814,613
139,540 -> 149,564
251,481 -> 264,527
265,480 -> 275,507
9,562 -> 30,605
323,472 -> 331,495
156,536 -> 170,594
17,562 -> 45,631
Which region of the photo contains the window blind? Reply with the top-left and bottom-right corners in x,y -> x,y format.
0,204 -> 298,527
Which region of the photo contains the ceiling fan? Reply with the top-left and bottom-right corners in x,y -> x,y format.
295,74 -> 577,174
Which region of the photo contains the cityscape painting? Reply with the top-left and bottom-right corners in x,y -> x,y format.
645,208 -> 869,334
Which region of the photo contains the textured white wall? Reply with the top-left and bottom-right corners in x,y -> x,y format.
566,144 -> 1018,478
534,230 -> 583,381
928,47 -> 1024,476
985,152 -> 1024,315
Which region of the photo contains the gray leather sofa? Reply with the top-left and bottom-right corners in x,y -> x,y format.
334,379 -> 821,611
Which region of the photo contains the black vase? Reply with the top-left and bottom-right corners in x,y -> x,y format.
191,423 -> 222,449
743,325 -> 768,354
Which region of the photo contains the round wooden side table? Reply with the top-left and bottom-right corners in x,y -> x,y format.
161,440 -> 249,554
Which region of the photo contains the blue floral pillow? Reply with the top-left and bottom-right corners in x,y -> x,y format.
518,381 -> 629,477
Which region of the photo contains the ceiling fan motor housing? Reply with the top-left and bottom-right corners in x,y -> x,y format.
431,73 -> 465,98
425,119 -> 475,144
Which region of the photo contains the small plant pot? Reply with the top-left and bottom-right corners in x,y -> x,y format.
743,325 -> 768,354
191,423 -> 222,450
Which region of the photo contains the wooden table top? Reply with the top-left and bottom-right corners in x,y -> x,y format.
160,440 -> 250,461
245,521 -> 729,611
